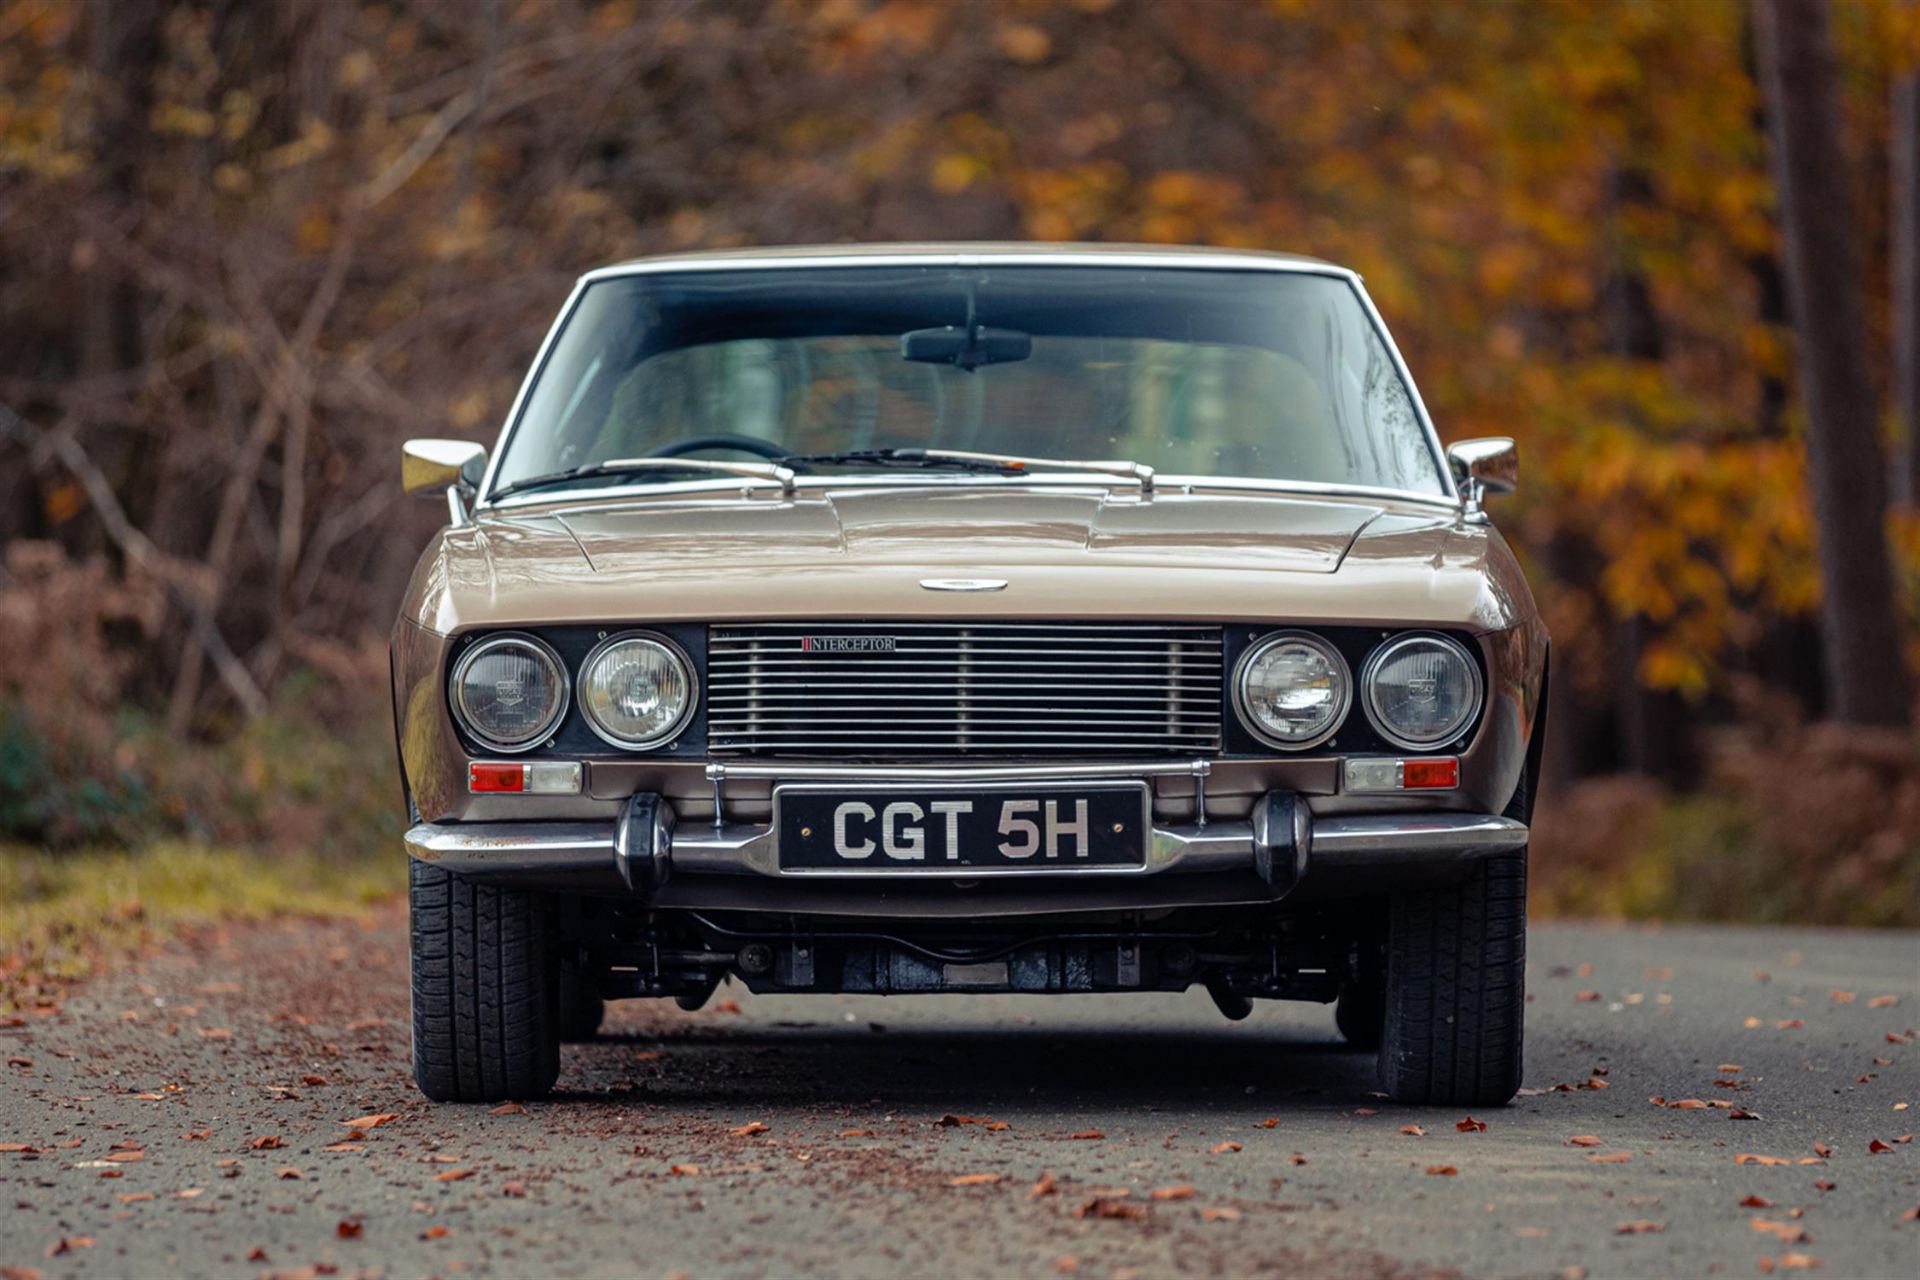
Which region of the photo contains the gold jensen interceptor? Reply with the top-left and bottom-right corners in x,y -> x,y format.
391,244 -> 1547,1106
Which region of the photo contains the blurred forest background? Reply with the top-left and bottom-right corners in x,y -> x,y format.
1,0 -> 1917,928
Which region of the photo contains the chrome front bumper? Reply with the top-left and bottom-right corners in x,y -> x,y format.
404,796 -> 1527,915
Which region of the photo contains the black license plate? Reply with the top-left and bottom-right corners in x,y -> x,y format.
774,784 -> 1149,873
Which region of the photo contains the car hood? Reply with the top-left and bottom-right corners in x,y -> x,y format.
403,486 -> 1533,635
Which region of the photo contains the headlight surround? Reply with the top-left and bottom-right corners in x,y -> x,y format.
578,632 -> 697,750
1232,631 -> 1352,750
1361,633 -> 1483,751
449,633 -> 569,753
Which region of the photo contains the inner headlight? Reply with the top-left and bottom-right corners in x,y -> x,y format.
579,633 -> 696,749
1362,633 -> 1482,750
1233,632 -> 1351,750
450,634 -> 568,753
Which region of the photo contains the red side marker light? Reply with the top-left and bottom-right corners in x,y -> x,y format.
1402,757 -> 1460,789
469,762 -> 524,793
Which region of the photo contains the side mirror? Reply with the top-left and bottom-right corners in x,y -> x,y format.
402,439 -> 488,497
1446,438 -> 1517,517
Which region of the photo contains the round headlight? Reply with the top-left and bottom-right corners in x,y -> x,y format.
1233,632 -> 1352,750
578,633 -> 696,749
450,634 -> 568,753
1362,633 -> 1483,750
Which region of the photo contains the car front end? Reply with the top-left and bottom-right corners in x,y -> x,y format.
390,245 -> 1547,1106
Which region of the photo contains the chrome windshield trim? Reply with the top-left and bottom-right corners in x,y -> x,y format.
577,250 -> 1361,284
477,471 -> 1462,517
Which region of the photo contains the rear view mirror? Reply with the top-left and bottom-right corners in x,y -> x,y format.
402,439 -> 488,496
901,325 -> 1032,371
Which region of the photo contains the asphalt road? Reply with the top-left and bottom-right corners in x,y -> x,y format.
2,911 -> 1915,1280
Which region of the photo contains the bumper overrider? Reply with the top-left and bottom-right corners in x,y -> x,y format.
403,760 -> 1527,917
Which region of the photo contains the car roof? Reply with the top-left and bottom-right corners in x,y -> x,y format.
582,242 -> 1355,282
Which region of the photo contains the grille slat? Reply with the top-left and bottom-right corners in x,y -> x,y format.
707,622 -> 1224,756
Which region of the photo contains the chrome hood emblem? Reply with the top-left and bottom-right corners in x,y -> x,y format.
919,578 -> 1008,592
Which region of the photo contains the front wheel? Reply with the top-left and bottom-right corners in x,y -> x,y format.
409,862 -> 561,1102
1375,850 -> 1526,1106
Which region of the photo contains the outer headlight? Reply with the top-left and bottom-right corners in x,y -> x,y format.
450,634 -> 569,753
1233,632 -> 1352,750
1361,633 -> 1483,750
578,632 -> 696,749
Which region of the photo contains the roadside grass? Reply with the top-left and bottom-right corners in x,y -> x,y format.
0,842 -> 401,1014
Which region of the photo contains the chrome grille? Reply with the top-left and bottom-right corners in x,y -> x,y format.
706,622 -> 1224,755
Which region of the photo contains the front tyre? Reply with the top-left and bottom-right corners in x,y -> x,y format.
1376,850 -> 1527,1106
409,861 -> 561,1102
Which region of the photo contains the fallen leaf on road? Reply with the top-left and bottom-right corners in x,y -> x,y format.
1588,1152 -> 1632,1164
196,1027 -> 232,1039
1615,1221 -> 1664,1235
1745,1017 -> 1764,1028
1737,1154 -> 1791,1166
321,1142 -> 363,1153
421,1225 -> 449,1240
1776,1019 -> 1805,1030
1028,1171 -> 1058,1198
246,1247 -> 267,1262
118,1193 -> 154,1203
1425,1164 -> 1458,1176
984,1121 -> 1011,1131
436,1168 -> 474,1182
669,1163 -> 700,1176
730,1121 -> 769,1137
1150,1184 -> 1195,1201
1829,991 -> 1855,1004
1067,1130 -> 1105,1141
1813,1142 -> 1832,1158
1568,1135 -> 1603,1147
1868,1139 -> 1893,1154
1074,1196 -> 1147,1220
344,1112 -> 399,1129
1256,1117 -> 1279,1128
1901,1207 -> 1919,1220
104,1149 -> 144,1162
713,999 -> 743,1014
1813,1180 -> 1836,1191
1352,1108 -> 1376,1117
1720,1064 -> 1744,1073
489,1103 -> 525,1115
1200,1206 -> 1242,1221
1751,1218 -> 1811,1244
276,1166 -> 301,1179
1889,1032 -> 1911,1045
502,1181 -> 527,1197
1741,1195 -> 1774,1208
1777,1253 -> 1822,1270
949,1173 -> 1003,1187
249,1135 -> 283,1151
0,1266 -> 42,1280
1456,1116 -> 1487,1133
1575,991 -> 1600,1002
302,1075 -> 329,1087
1868,996 -> 1899,1009
840,1129 -> 877,1139
336,1220 -> 363,1240
1289,1153 -> 1307,1165
1211,1141 -> 1242,1154
1399,1125 -> 1426,1137
1730,1108 -> 1762,1120
1052,1257 -> 1078,1273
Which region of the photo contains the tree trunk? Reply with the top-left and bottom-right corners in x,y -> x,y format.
1752,0 -> 1912,727
1894,24 -> 1919,508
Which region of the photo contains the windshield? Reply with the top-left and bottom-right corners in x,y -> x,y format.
489,265 -> 1447,498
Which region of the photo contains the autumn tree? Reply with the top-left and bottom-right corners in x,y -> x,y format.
1752,0 -> 1912,726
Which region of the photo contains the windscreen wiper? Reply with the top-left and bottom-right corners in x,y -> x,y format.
491,456 -> 796,500
781,449 -> 1024,475
900,449 -> 1155,493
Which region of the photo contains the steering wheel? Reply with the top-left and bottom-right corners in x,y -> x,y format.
652,434 -> 789,461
